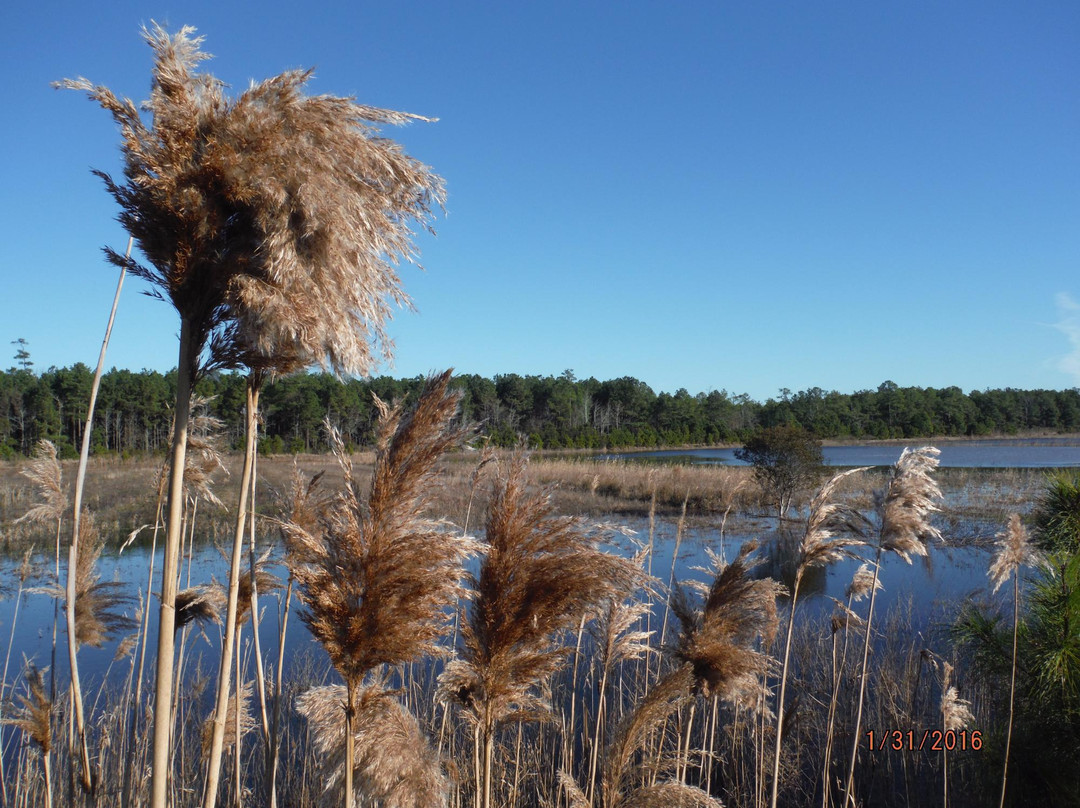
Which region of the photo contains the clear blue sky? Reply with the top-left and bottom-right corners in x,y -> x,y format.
3,1 -> 1078,402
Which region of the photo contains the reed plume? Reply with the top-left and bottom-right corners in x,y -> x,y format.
68,511 -> 136,649
844,447 -> 943,806
989,513 -> 1041,808
14,440 -> 65,710
175,584 -> 226,633
59,24 -> 444,807
286,371 -> 471,808
669,541 -> 782,708
770,468 -> 870,808
439,453 -> 645,808
296,685 -> 448,808
201,680 -> 254,755
4,663 -> 54,808
15,440 -> 65,528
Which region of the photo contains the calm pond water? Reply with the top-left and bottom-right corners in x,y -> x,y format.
601,437 -> 1080,468
3,439 -> 1066,689
0,516 -> 996,688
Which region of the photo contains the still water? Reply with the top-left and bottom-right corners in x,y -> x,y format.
601,437 -> 1080,468
0,517 -> 996,689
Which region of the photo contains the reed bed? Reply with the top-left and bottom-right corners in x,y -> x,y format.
0,443 -> 1059,807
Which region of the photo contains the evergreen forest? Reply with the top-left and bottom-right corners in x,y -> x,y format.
3,362 -> 1078,458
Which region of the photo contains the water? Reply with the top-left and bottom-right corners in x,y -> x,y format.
0,511 -> 996,689
600,437 -> 1080,468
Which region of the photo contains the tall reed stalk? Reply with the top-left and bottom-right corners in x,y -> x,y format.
60,23 -> 444,806
440,454 -> 644,808
769,467 -> 869,808
203,379 -> 261,807
988,514 -> 1040,808
843,447 -> 941,807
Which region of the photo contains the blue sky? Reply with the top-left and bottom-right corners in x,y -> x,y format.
3,1 -> 1078,402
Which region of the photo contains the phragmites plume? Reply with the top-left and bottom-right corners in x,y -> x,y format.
4,662 -> 53,754
438,454 -> 646,726
295,685 -> 448,808
797,467 -> 872,572
67,512 -> 136,648
56,23 -> 444,375
182,396 -> 228,505
669,540 -> 783,707
941,685 -> 975,732
591,595 -> 657,674
989,513 -> 1042,594
879,447 -> 943,563
283,371 -> 473,685
201,680 -> 253,755
829,598 -> 866,635
16,440 -> 66,527
175,584 -> 226,632
845,563 -> 883,603
600,665 -> 696,802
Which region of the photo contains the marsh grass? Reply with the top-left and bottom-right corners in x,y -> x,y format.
0,449 -> 1064,807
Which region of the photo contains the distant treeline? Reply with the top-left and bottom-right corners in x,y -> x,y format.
2,365 -> 1079,458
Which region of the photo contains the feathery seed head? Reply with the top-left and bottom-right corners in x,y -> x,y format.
284,371 -> 473,685
295,684 -> 448,808
989,513 -> 1042,593
175,583 -> 226,631
670,541 -> 782,707
440,453 -> 646,727
59,23 -> 444,377
845,563 -> 883,603
879,447 -> 942,563
798,466 -> 871,573
4,663 -> 52,753
941,685 -> 974,731
17,440 -> 66,527
71,511 -> 136,648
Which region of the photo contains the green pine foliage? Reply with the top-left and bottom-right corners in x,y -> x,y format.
2,365 -> 1080,457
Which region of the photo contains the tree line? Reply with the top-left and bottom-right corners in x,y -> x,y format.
2,363 -> 1079,458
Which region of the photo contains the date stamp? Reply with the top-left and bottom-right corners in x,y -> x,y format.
866,730 -> 982,752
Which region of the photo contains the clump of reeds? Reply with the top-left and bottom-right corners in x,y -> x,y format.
59,23 -> 445,807
285,371 -> 471,808
4,663 -> 54,808
770,467 -> 870,808
439,453 -> 646,808
586,665 -> 723,808
844,446 -> 943,805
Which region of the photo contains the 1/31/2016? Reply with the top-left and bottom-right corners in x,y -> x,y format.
866,729 -> 982,752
